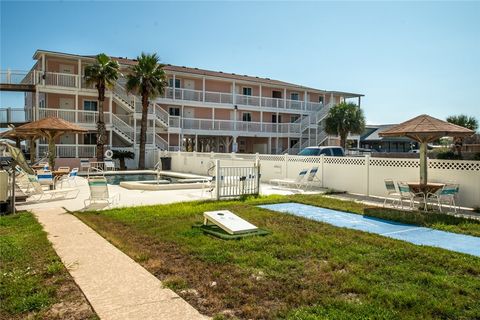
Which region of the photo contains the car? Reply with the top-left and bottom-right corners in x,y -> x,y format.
298,146 -> 345,156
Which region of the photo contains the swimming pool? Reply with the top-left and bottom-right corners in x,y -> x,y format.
259,203 -> 480,257
104,174 -> 183,185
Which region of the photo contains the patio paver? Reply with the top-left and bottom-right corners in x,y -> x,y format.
32,207 -> 207,320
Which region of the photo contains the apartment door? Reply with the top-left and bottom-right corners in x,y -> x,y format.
184,107 -> 194,118
59,98 -> 74,110
184,80 -> 195,100
59,64 -> 75,74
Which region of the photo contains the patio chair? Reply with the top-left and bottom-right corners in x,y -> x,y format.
301,166 -> 321,190
383,179 -> 400,207
427,184 -> 459,213
27,174 -> 79,201
104,159 -> 116,171
397,182 -> 426,210
80,158 -> 91,172
56,167 -> 79,188
36,169 -> 54,187
84,177 -> 120,208
270,168 -> 308,189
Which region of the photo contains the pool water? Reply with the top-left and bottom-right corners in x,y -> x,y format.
259,203 -> 480,257
105,174 -> 179,185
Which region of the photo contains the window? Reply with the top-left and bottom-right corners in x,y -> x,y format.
319,96 -> 324,104
169,107 -> 180,116
242,112 -> 252,122
290,139 -> 298,148
242,87 -> 252,96
290,115 -> 299,123
84,133 -> 97,145
272,90 -> 282,99
290,92 -> 299,101
83,100 -> 98,111
272,114 -> 282,123
169,78 -> 181,88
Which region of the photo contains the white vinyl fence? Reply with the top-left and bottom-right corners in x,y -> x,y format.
213,159 -> 260,199
166,151 -> 480,208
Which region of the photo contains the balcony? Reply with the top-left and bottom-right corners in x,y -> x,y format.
180,118 -> 301,136
159,86 -> 324,112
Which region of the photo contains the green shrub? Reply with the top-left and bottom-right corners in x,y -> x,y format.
436,151 -> 461,160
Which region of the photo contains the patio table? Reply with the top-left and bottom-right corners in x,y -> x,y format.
407,182 -> 445,211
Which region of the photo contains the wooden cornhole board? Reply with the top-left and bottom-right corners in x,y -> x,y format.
203,210 -> 258,235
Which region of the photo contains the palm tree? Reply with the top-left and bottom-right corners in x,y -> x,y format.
324,102 -> 366,149
84,54 -> 120,162
126,53 -> 167,169
446,114 -> 479,157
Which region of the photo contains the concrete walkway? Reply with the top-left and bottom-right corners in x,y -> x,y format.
33,207 -> 207,320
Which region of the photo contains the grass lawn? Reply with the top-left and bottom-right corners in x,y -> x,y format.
0,212 -> 97,320
75,194 -> 480,319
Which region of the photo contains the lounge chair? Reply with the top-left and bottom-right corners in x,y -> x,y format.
383,179 -> 400,207
27,174 -> 79,201
427,184 -> 459,213
270,168 -> 308,189
84,177 -> 119,208
56,168 -> 79,188
301,167 -> 321,190
36,169 -> 54,186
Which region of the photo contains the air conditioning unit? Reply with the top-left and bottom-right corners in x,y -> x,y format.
0,171 -> 8,202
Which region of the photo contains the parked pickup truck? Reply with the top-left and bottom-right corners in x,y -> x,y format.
298,146 -> 345,156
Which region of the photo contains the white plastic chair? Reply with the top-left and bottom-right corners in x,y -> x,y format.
397,182 -> 426,210
427,184 -> 459,213
84,177 -> 119,208
80,158 -> 91,172
301,167 -> 321,190
56,168 -> 79,188
36,169 -> 54,186
104,159 -> 116,171
383,179 -> 400,207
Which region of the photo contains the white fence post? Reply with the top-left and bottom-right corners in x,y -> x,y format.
320,154 -> 325,188
284,153 -> 288,178
365,155 -> 370,196
214,159 -> 220,200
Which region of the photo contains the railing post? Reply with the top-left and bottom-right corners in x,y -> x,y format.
7,68 -> 11,84
284,153 -> 288,178
320,154 -> 325,188
215,159 -> 220,200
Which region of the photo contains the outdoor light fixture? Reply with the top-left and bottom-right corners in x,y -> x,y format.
234,105 -> 238,110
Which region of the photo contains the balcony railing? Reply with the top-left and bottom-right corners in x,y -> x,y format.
38,144 -> 97,158
0,108 -> 33,123
37,108 -> 100,124
181,118 -> 301,134
44,72 -> 78,88
159,86 -> 324,112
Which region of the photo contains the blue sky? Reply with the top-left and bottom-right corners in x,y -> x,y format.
1,1 -> 479,124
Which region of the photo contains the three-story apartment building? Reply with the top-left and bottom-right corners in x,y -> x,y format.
1,49 -> 363,161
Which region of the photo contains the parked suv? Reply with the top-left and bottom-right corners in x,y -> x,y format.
298,146 -> 345,156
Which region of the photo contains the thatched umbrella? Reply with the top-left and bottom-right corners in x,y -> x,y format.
379,114 -> 474,186
13,117 -> 87,169
0,127 -> 43,163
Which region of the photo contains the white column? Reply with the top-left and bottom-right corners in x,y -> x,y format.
195,134 -> 198,152
304,90 -> 308,110
75,93 -> 78,123
202,76 -> 206,102
212,107 -> 215,129
232,80 -> 236,105
152,105 -> 156,147
268,136 -> 272,154
41,54 -> 45,86
173,74 -> 176,101
78,58 -> 82,88
259,84 -> 262,107
358,96 -> 361,107
109,130 -> 112,147
75,134 -> 79,158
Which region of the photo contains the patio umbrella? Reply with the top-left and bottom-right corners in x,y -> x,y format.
13,117 -> 87,169
0,126 -> 43,163
379,114 -> 474,185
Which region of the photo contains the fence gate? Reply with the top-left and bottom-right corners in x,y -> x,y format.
214,159 -> 260,199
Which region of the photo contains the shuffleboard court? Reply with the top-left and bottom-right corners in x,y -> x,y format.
258,203 -> 480,257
